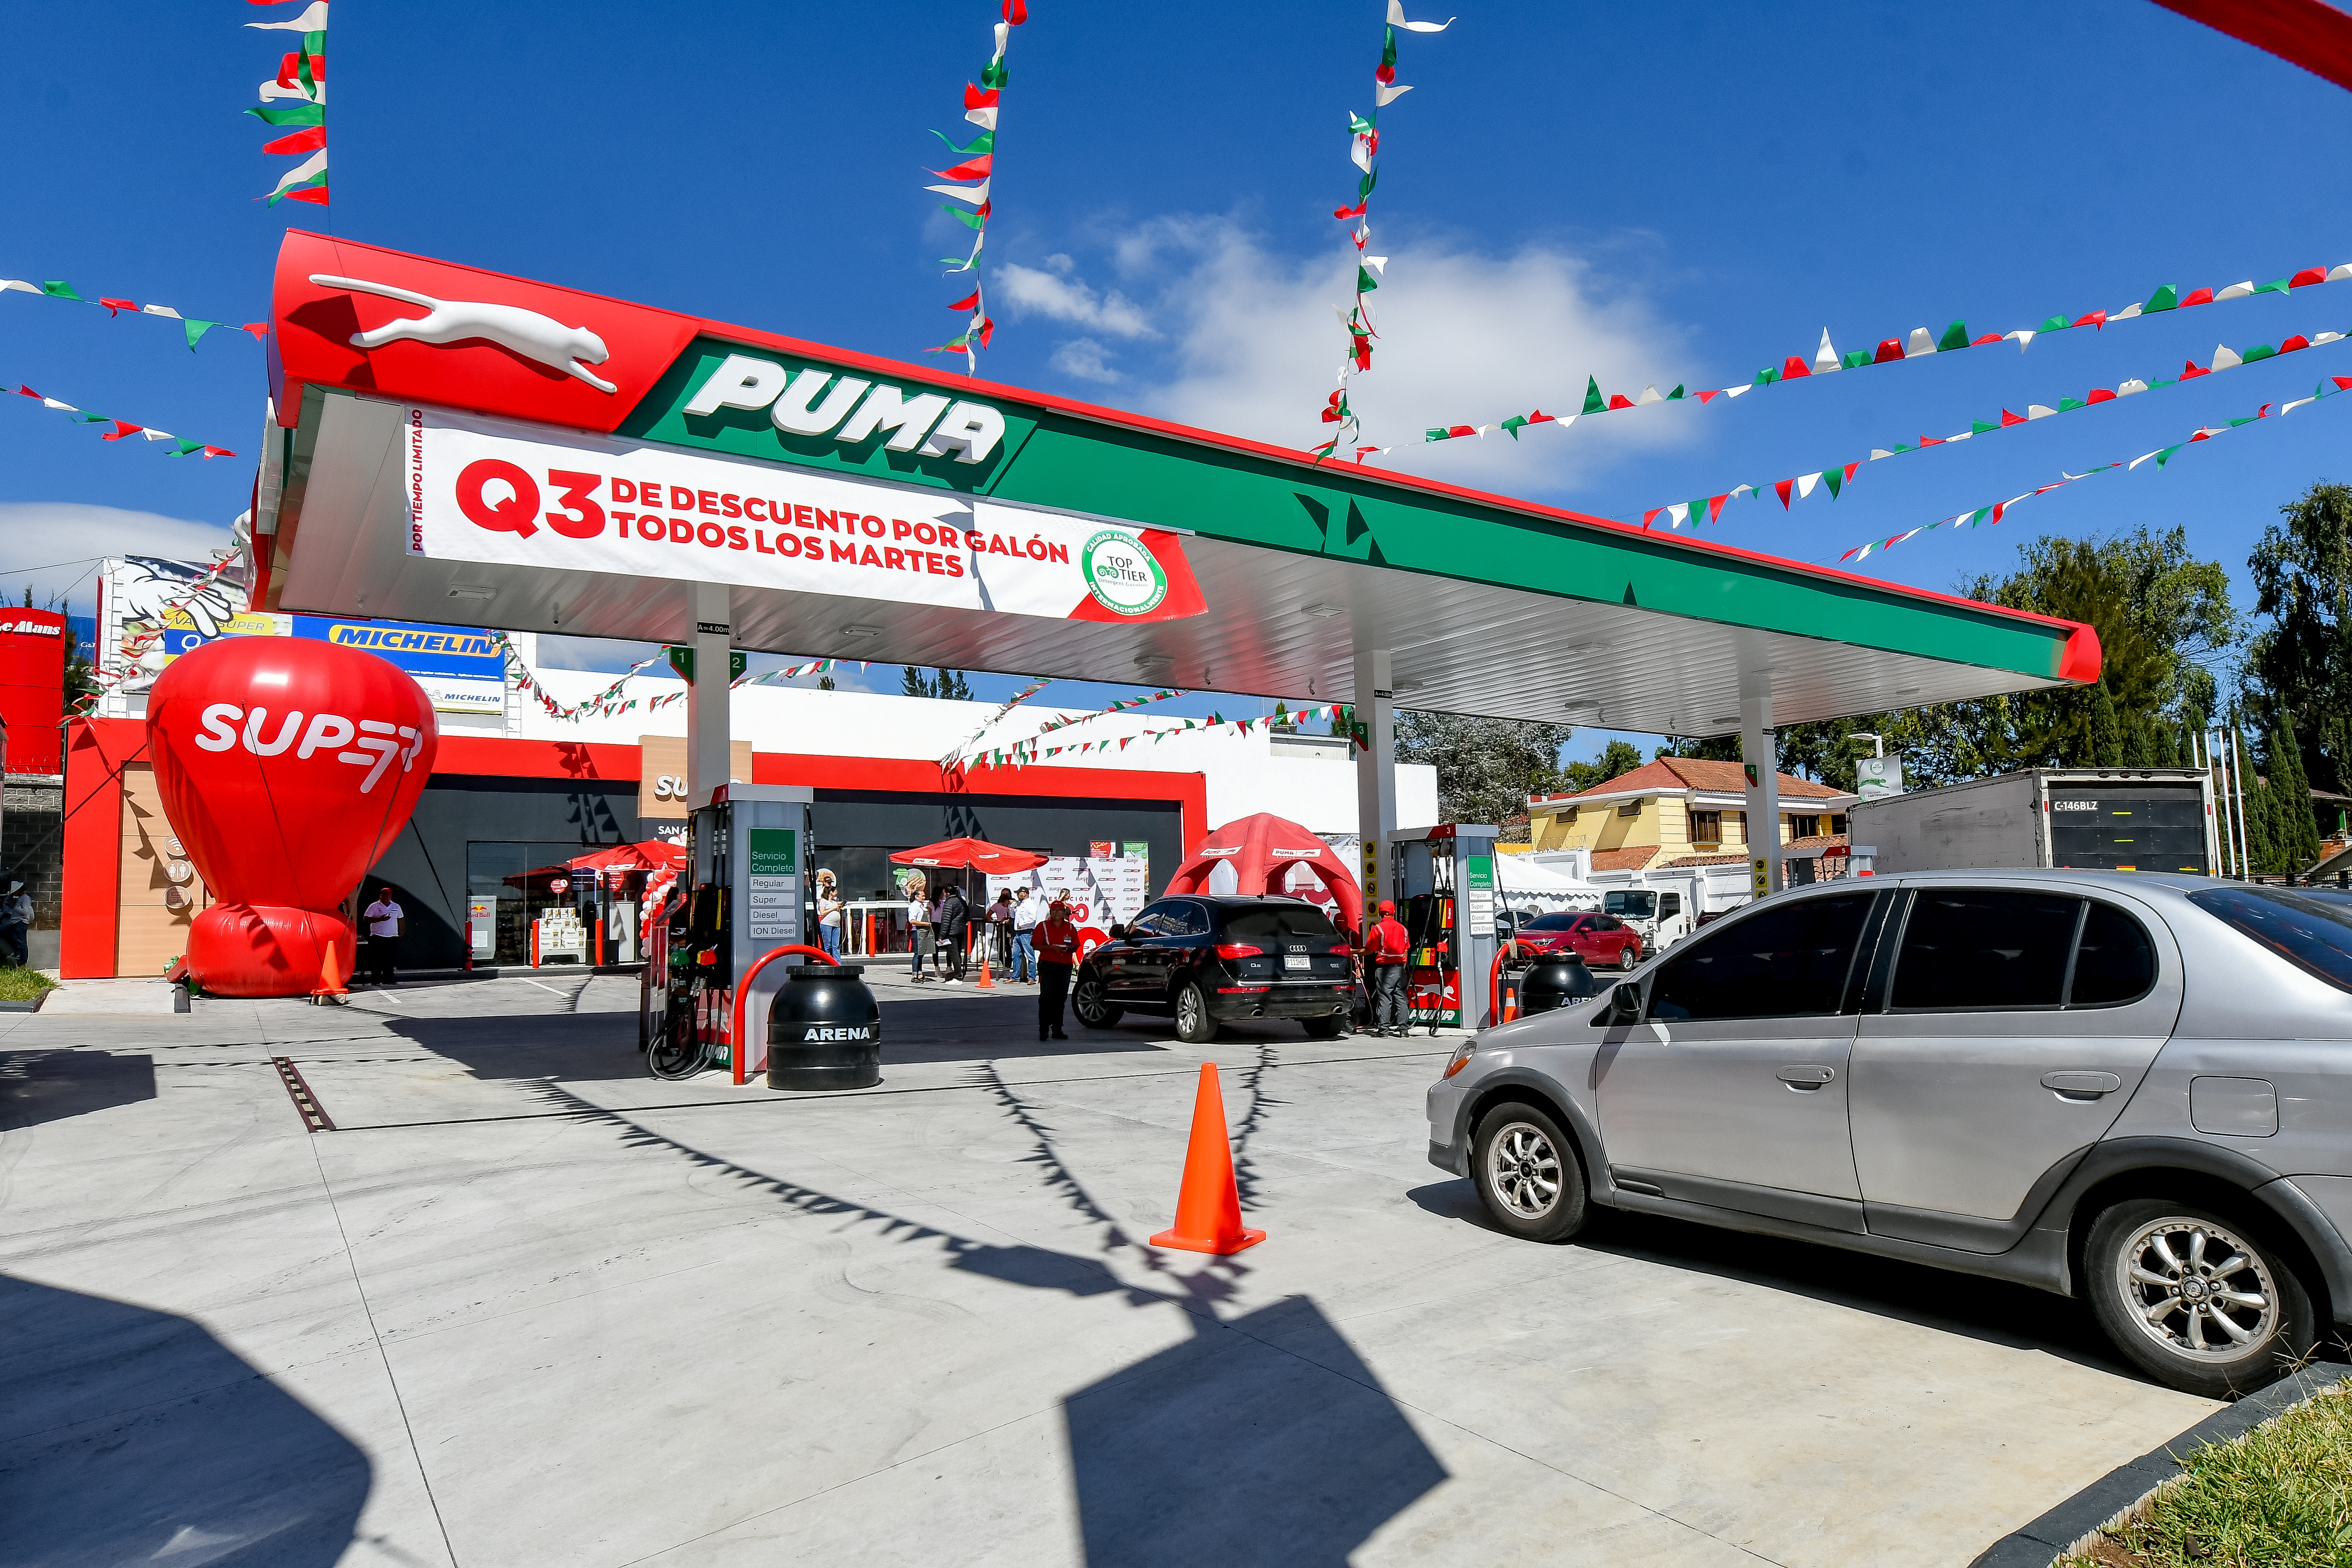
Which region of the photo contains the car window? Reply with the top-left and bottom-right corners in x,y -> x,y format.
1648,891 -> 1875,1020
1592,915 -> 1621,932
1523,912 -> 1581,932
1128,902 -> 1185,938
1221,905 -> 1340,945
2068,902 -> 2158,1005
1660,893 -> 1682,917
1169,902 -> 1211,936
1892,890 -> 2079,1010
2189,886 -> 2352,992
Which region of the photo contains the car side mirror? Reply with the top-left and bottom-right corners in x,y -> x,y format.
1594,981 -> 1642,1026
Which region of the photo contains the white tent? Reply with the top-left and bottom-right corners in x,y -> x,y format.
1494,853 -> 1599,909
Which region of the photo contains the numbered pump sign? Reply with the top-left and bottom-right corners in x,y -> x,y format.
402,405 -> 1207,627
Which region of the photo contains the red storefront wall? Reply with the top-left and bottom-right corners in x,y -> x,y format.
0,610 -> 68,774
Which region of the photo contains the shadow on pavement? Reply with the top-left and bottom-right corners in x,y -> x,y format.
0,1051 -> 157,1130
1064,1297 -> 1446,1568
0,1274 -> 370,1566
1407,1177 -> 2135,1375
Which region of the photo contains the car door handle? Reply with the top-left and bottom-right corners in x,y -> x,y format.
2041,1070 -> 2123,1097
1777,1064 -> 1835,1089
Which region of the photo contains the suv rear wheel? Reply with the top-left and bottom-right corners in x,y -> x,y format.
1173,980 -> 1220,1045
2084,1198 -> 2317,1397
1472,1102 -> 1588,1243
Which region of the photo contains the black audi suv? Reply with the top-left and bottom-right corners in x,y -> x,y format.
1071,894 -> 1355,1043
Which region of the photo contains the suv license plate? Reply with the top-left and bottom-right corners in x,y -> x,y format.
1283,954 -> 1310,972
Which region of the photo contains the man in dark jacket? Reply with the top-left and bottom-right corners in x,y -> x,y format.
1363,899 -> 1411,1037
939,885 -> 971,981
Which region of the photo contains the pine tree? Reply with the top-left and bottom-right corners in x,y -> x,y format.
817,675 -> 836,691
900,666 -> 935,698
2121,712 -> 2154,766
2268,712 -> 2323,873
935,668 -> 972,700
2089,684 -> 2123,766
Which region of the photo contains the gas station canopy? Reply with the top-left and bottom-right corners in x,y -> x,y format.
253,231 -> 2097,732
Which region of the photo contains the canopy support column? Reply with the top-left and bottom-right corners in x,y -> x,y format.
1740,671 -> 1782,897
687,582 -> 732,806
1354,644 -> 1397,915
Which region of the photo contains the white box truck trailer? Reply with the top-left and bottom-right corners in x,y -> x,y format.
1849,767 -> 2219,874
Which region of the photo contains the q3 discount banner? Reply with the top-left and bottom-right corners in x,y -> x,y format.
403,405 -> 1207,624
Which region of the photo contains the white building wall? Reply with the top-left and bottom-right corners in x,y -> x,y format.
513,665 -> 1437,840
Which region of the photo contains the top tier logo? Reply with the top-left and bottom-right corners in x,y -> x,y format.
681,353 -> 1006,466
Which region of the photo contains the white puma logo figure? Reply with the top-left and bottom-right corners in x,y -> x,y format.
308,273 -> 618,394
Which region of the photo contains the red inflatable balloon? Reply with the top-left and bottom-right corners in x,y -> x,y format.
147,635 -> 439,996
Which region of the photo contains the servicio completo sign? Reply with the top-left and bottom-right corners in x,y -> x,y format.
402,405 -> 1205,624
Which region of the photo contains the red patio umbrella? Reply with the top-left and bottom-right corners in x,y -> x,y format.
567,840 -> 688,875
888,838 -> 1048,876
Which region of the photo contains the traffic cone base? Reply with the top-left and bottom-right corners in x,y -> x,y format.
1148,1062 -> 1266,1255
310,937 -> 350,1004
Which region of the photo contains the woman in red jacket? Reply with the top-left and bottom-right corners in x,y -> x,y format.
1034,900 -> 1080,1041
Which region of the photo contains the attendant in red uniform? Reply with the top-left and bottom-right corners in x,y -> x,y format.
1364,899 -> 1412,1037
1034,900 -> 1080,1041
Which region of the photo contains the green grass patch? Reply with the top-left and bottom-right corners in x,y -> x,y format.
2063,1382 -> 2352,1567
0,967 -> 57,1002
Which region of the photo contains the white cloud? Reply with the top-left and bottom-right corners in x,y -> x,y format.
995,262 -> 1158,339
0,503 -> 233,610
1050,338 -> 1123,384
1038,216 -> 1695,493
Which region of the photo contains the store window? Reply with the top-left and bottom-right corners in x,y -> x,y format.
467,841 -> 607,964
1689,810 -> 1722,845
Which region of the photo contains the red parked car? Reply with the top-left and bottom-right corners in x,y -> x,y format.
1509,910 -> 1642,971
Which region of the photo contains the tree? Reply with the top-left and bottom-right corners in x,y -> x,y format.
1565,738 -> 1645,794
2243,483 -> 2352,854
1396,711 -> 1577,824
1774,526 -> 2233,788
899,667 -> 974,700
2265,711 -> 2323,872
816,675 -> 836,691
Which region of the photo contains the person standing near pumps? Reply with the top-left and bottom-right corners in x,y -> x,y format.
939,882 -> 971,983
1011,884 -> 1043,983
1363,898 -> 1411,1036
904,876 -> 932,982
1034,897 -> 1079,1040
986,888 -> 1015,972
815,870 -> 843,960
361,885 -> 405,985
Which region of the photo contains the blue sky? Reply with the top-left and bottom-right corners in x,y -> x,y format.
3,1 -> 2348,754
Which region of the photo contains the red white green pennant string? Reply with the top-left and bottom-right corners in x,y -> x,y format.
1311,2 -> 1453,463
966,702 -> 1353,770
11,383 -> 234,457
491,637 -> 874,724
247,0 -> 327,206
735,656 -> 862,687
1644,321 -> 2351,531
1425,259 -> 2352,448
91,553 -> 245,702
1840,376 -> 2352,564
955,684 -> 1194,766
925,1 -> 1026,373
0,279 -> 267,351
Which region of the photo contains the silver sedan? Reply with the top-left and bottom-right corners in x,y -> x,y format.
1427,869 -> 2352,1396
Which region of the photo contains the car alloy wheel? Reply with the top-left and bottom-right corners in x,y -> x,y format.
2116,1216 -> 2279,1361
1486,1122 -> 1561,1220
1174,981 -> 1218,1044
2085,1198 -> 2316,1396
1470,1100 -> 1588,1243
1073,977 -> 1121,1029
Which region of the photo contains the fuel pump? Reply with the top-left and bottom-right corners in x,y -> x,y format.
661,784 -> 815,1076
1383,823 -> 1500,1033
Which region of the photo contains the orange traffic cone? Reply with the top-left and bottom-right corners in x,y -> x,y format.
976,946 -> 994,988
310,938 -> 349,1004
1149,1063 -> 1266,1255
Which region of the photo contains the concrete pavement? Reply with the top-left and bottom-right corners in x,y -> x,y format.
0,969 -> 2222,1566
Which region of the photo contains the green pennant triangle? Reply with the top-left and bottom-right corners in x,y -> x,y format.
183,320 -> 221,351
1840,351 -> 1871,368
2057,397 -> 2087,412
940,204 -> 988,230
244,103 -> 324,126
2255,277 -> 2291,295
1666,384 -> 1685,399
40,282 -> 83,301
2243,343 -> 2276,362
1937,320 -> 1969,351
1755,367 -> 1779,385
1823,468 -> 1843,499
1971,420 -> 1998,435
2153,443 -> 2186,466
1582,376 -> 1604,415
2145,284 -> 2178,313
2038,315 -> 2069,333
1499,416 -> 1527,439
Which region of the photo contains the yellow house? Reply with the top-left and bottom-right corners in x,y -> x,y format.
1522,757 -> 1855,873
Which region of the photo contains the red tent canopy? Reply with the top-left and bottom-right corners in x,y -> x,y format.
568,840 -> 687,875
1162,813 -> 1362,933
889,838 -> 1048,875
